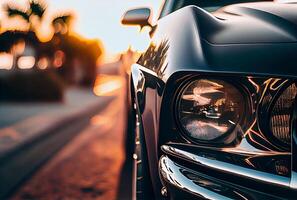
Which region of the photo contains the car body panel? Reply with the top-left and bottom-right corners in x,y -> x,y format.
130,2 -> 297,199
139,5 -> 297,82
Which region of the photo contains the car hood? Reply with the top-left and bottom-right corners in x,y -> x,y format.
144,3 -> 297,79
204,2 -> 297,44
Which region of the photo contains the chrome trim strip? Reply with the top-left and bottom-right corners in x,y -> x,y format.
159,156 -> 232,200
132,64 -> 158,77
162,145 -> 290,188
290,97 -> 297,189
291,172 -> 297,189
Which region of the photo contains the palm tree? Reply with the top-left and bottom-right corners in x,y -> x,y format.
3,1 -> 46,70
29,0 -> 46,19
4,0 -> 46,31
52,14 -> 73,34
4,4 -> 30,24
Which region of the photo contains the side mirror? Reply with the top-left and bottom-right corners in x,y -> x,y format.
121,8 -> 152,28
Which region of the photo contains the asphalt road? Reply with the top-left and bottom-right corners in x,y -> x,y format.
10,72 -> 132,199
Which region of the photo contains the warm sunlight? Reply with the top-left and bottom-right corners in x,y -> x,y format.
1,1 -> 296,200
93,75 -> 123,96
0,0 -> 162,56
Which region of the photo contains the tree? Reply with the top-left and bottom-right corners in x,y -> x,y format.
52,14 -> 73,34
29,0 -> 46,19
4,5 -> 30,23
4,0 -> 46,31
1,0 -> 103,86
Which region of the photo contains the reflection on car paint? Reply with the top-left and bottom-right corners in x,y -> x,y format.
138,40 -> 169,78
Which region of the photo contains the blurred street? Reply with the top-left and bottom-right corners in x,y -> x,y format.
0,0 -> 152,199
5,62 -> 132,200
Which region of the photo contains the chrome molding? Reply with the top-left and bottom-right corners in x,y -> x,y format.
291,172 -> 297,189
159,156 -> 233,200
290,97 -> 297,189
161,145 -> 291,188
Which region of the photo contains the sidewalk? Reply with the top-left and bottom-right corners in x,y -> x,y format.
0,87 -> 114,199
10,76 -> 127,200
0,88 -> 113,158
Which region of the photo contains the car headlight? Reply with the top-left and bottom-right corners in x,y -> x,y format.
177,79 -> 245,142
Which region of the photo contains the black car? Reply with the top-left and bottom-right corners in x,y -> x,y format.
122,0 -> 297,199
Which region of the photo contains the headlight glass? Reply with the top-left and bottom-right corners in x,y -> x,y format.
270,83 -> 297,145
178,79 -> 245,142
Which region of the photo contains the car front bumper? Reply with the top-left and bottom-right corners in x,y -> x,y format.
159,144 -> 296,200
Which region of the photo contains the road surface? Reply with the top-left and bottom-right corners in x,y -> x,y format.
10,72 -> 132,199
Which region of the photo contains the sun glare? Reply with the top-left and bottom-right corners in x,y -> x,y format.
0,0 -> 162,61
93,75 -> 123,96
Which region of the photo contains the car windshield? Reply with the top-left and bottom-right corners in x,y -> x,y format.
160,0 -> 274,18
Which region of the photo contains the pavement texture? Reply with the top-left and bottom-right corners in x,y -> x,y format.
10,74 -> 130,200
0,88 -> 112,158
0,88 -> 104,128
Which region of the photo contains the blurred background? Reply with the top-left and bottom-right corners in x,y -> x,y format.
0,0 -> 161,199
0,0 -> 160,98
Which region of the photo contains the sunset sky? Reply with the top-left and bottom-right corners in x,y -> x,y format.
0,0 -> 162,56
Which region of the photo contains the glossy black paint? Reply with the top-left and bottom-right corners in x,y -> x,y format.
129,1 -> 297,199
139,4 -> 297,81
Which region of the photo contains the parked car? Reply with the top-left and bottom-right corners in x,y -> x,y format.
122,0 -> 297,199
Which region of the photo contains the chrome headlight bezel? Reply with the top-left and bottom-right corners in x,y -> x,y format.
158,73 -> 295,181
174,76 -> 252,146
